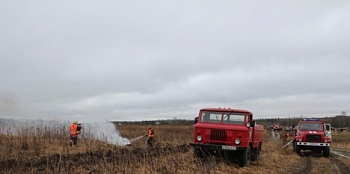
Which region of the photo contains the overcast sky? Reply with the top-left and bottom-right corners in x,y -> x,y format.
1,1 -> 349,122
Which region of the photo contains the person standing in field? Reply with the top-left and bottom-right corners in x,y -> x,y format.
70,121 -> 82,147
145,127 -> 154,148
281,127 -> 291,149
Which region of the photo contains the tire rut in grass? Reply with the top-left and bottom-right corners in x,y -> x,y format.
330,154 -> 350,174
287,156 -> 312,174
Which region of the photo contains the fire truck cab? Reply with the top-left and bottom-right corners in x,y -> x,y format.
293,118 -> 331,157
273,123 -> 281,131
190,108 -> 264,167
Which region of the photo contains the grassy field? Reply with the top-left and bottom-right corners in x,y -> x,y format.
0,122 -> 349,173
330,131 -> 350,150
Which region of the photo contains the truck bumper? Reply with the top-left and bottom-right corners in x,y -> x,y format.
297,142 -> 330,146
190,143 -> 247,151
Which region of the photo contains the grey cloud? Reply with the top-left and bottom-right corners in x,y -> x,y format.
1,1 -> 349,121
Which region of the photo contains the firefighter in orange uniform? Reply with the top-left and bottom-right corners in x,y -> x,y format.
145,127 -> 154,148
281,127 -> 291,149
70,121 -> 82,147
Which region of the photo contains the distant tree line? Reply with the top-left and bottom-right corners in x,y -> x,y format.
113,119 -> 195,126
113,115 -> 349,129
256,115 -> 350,128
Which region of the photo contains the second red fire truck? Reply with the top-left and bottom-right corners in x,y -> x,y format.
293,118 -> 331,157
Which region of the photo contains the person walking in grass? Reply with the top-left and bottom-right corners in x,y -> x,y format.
69,121 -> 82,147
145,127 -> 154,148
281,127 -> 291,149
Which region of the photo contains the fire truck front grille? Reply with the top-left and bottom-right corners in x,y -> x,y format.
306,134 -> 321,142
210,129 -> 227,141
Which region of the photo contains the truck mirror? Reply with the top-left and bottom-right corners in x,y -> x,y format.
251,121 -> 256,127
194,117 -> 199,124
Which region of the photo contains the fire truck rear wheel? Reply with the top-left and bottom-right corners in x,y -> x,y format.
323,147 -> 330,157
239,146 -> 251,167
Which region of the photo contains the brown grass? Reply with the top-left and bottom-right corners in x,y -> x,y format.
330,131 -> 350,150
0,122 -> 349,173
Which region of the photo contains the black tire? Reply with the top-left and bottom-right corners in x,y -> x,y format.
293,141 -> 296,151
294,142 -> 300,154
323,147 -> 330,157
239,146 -> 251,167
194,148 -> 208,159
194,149 -> 203,158
251,143 -> 261,161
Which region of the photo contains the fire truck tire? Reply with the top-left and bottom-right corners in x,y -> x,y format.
323,147 -> 330,157
194,148 -> 207,159
239,146 -> 251,167
251,143 -> 261,161
294,142 -> 300,154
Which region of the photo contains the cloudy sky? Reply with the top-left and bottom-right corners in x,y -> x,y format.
1,1 -> 349,122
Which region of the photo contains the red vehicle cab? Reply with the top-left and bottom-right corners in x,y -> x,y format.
190,108 -> 264,167
273,123 -> 281,131
293,118 -> 331,157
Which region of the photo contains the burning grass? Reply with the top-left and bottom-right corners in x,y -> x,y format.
0,120 -> 349,173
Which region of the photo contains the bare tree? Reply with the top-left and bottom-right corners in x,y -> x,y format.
341,111 -> 347,116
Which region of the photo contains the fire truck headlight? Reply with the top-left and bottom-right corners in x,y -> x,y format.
196,135 -> 202,142
246,123 -> 251,127
235,138 -> 240,145
298,139 -> 302,142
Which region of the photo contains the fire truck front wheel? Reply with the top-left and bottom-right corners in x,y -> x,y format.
194,148 -> 208,159
323,147 -> 330,157
294,142 -> 301,154
251,143 -> 261,161
239,146 -> 251,167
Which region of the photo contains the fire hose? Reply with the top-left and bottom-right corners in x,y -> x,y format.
129,135 -> 145,143
282,139 -> 294,148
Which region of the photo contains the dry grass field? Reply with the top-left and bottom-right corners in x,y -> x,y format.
0,121 -> 349,173
330,131 -> 350,150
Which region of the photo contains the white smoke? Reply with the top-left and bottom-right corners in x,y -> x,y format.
82,121 -> 130,145
0,118 -> 130,145
0,118 -> 68,136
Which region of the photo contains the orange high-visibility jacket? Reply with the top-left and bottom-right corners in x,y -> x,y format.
70,124 -> 78,137
148,129 -> 154,138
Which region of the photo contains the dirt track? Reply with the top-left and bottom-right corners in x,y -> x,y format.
331,149 -> 350,160
277,131 -> 350,174
291,151 -> 350,174
330,149 -> 350,174
287,153 -> 312,174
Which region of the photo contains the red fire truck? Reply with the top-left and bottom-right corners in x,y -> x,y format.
293,118 -> 331,157
273,123 -> 281,131
190,108 -> 264,167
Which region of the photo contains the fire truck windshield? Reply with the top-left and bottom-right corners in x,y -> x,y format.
201,111 -> 245,124
300,123 -> 323,131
